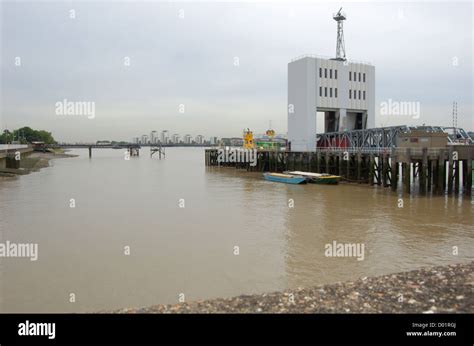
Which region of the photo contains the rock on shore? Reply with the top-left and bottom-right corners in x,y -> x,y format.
113,261 -> 473,313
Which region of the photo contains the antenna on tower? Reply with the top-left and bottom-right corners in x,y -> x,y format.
333,7 -> 347,61
452,101 -> 458,134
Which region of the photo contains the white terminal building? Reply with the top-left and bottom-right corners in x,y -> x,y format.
288,9 -> 375,152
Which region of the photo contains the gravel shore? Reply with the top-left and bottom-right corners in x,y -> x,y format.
113,261 -> 473,313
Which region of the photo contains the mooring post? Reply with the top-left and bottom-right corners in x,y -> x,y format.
88,146 -> 92,158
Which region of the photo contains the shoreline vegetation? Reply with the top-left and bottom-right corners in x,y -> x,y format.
0,150 -> 77,178
110,261 -> 473,313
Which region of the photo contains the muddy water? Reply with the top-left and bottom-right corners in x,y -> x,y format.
0,147 -> 472,312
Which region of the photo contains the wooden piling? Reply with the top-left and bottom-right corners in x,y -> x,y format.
346,153 -> 351,180
448,147 -> 454,194
390,154 -> 398,192
368,154 -> 374,185
403,162 -> 411,194
427,160 -> 432,192
454,158 -> 460,194
466,151 -> 472,197
382,154 -> 390,187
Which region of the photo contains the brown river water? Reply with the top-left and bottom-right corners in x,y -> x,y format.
0,147 -> 472,312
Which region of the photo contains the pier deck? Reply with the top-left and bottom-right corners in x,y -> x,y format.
205,146 -> 473,196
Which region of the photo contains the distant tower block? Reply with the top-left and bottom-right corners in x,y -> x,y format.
333,8 -> 346,60
287,9 -> 375,152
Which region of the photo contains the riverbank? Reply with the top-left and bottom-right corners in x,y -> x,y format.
0,150 -> 76,178
112,261 -> 473,313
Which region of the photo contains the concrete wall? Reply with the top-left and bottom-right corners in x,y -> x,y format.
288,56 -> 375,152
288,58 -> 317,152
397,132 -> 448,148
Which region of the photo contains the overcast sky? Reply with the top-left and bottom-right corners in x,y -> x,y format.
1,1 -> 472,142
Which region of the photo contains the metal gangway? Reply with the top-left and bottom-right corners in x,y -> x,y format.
316,125 -> 473,152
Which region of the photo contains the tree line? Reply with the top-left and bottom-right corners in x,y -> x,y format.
0,127 -> 56,144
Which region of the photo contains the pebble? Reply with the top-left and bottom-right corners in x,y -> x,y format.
106,261 -> 474,314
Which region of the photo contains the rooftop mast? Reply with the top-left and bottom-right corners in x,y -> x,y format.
333,7 -> 347,61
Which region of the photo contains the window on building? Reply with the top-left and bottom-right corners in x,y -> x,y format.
325,68 -> 327,78
325,87 -> 327,97
335,70 -> 338,79
330,69 -> 332,79
349,71 -> 351,81
335,88 -> 338,98
319,87 -> 322,97
363,73 -> 366,82
319,68 -> 322,78
359,90 -> 361,99
359,73 -> 361,82
363,90 -> 366,100
349,90 -> 352,99
330,88 -> 332,97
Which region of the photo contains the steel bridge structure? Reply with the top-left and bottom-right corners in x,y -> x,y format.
316,125 -> 473,151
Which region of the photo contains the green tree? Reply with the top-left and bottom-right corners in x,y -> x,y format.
0,127 -> 56,144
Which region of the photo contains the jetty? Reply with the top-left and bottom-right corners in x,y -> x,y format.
205,126 -> 473,197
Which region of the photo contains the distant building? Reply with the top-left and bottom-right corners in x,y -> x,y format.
397,131 -> 448,148
209,136 -> 218,145
160,130 -> 168,144
150,131 -> 158,144
184,134 -> 192,144
172,133 -> 180,144
230,137 -> 243,146
195,135 -> 204,144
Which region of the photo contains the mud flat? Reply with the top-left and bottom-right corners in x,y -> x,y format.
0,150 -> 76,178
112,261 -> 473,313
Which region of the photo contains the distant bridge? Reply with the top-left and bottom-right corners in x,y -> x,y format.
51,143 -> 210,149
49,143 -> 211,158
49,143 -> 140,149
